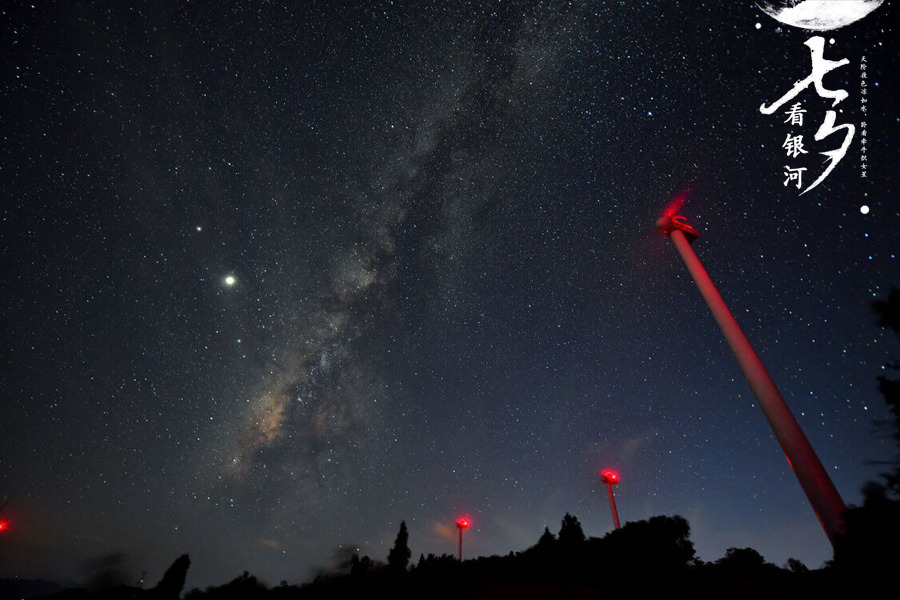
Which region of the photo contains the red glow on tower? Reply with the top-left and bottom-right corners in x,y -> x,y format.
455,516 -> 471,561
655,210 -> 847,544
661,185 -> 693,219
661,197 -> 683,219
599,469 -> 622,530
0,521 -> 8,533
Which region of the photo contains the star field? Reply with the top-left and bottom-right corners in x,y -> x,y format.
1,0 -> 897,588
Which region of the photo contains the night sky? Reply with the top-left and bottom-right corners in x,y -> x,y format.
1,0 -> 897,589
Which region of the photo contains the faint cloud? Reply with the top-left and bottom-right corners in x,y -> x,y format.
431,521 -> 456,542
621,434 -> 653,463
259,539 -> 280,549
492,514 -> 533,548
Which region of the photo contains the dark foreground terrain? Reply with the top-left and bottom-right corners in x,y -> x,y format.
5,503 -> 898,600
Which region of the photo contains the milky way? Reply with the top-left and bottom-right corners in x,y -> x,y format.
224,8 -> 577,490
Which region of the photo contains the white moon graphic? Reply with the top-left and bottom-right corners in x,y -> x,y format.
755,0 -> 885,31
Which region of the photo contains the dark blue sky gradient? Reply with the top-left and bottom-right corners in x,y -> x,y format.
1,0 -> 897,589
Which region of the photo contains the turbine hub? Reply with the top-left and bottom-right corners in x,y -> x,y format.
656,214 -> 700,243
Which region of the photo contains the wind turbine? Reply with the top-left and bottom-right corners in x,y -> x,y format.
656,200 -> 846,544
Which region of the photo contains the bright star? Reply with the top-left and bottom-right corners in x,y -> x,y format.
225,275 -> 236,286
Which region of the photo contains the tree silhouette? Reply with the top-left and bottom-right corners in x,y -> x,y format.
785,557 -> 808,573
716,547 -> 766,571
152,554 -> 190,600
535,526 -> 556,550
349,554 -> 374,577
874,288 -> 900,332
557,513 -> 585,547
831,288 -> 900,593
387,521 -> 411,572
601,515 -> 696,575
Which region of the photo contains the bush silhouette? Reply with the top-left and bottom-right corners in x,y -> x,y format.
185,571 -> 267,600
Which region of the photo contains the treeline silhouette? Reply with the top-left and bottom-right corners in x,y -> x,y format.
26,509 -> 892,600
19,291 -> 900,600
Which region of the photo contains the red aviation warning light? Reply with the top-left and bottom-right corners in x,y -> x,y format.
0,521 -> 8,533
600,469 -> 619,485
